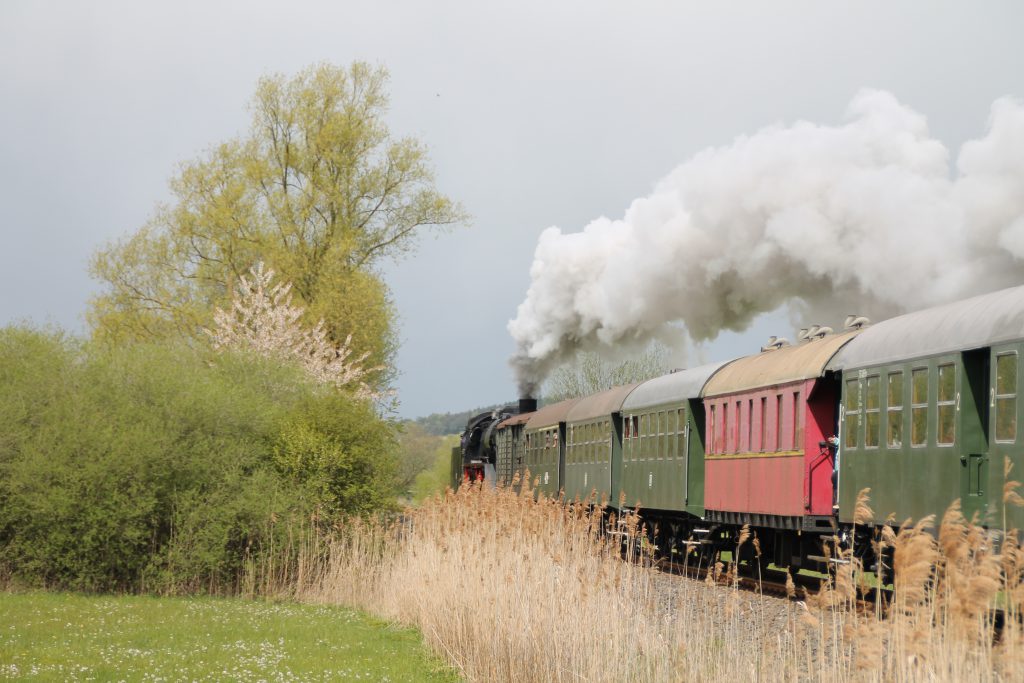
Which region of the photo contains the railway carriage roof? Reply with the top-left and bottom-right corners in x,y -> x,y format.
566,383 -> 642,423
524,398 -> 581,430
704,331 -> 859,396
622,360 -> 736,410
498,412 -> 532,428
827,284 -> 1024,370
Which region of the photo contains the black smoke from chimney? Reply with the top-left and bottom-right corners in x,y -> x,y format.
518,397 -> 537,414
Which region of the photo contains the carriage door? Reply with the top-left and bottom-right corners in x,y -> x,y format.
960,348 -> 990,522
991,346 -> 1020,525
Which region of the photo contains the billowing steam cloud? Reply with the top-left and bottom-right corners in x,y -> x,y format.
509,90 -> 1024,396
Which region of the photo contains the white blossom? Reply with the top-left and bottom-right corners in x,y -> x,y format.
208,262 -> 381,400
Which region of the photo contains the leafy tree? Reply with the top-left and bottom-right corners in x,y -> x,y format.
89,62 -> 467,390
411,434 -> 460,503
394,422 -> 446,498
543,343 -> 670,402
273,393 -> 398,516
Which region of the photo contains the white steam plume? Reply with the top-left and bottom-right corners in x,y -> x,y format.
508,90 -> 1024,396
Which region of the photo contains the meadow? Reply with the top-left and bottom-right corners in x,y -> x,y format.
0,592 -> 458,682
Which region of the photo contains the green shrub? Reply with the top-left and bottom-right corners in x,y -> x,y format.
0,327 -> 398,593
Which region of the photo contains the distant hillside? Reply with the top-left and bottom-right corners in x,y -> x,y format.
414,401 -> 517,436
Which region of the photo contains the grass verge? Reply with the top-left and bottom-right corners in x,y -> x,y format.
0,591 -> 459,682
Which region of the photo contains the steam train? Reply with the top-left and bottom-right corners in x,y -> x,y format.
456,284 -> 1024,573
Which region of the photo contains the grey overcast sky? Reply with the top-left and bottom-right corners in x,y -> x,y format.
1,1 -> 1023,418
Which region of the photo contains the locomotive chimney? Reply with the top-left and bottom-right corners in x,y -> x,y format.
518,397 -> 538,414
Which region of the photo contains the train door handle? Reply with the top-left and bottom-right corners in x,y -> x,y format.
960,455 -> 967,466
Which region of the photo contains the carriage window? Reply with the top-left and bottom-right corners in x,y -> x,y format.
887,371 -> 903,448
996,353 -> 1018,443
665,412 -> 673,460
776,394 -> 784,451
865,376 -> 880,448
759,397 -> 767,452
655,411 -> 663,458
662,409 -> 670,457
677,408 -> 687,458
641,413 -> 650,458
911,368 -> 928,447
746,399 -> 754,453
792,391 -> 801,450
626,419 -> 634,461
601,421 -> 607,456
652,412 -> 661,459
734,400 -> 742,453
845,378 -> 861,449
937,364 -> 955,446
709,405 -> 717,454
721,403 -> 729,454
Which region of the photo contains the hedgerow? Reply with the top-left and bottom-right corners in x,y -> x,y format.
0,326 -> 397,593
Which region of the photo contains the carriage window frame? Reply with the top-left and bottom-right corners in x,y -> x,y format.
776,394 -> 784,451
653,411 -> 662,461
759,397 -> 767,452
864,375 -> 880,449
886,370 -> 904,449
623,418 -> 632,462
709,405 -> 716,454
936,363 -> 956,447
733,400 -> 742,453
845,377 -> 861,449
722,401 -> 730,454
911,367 -> 929,448
792,391 -> 801,451
749,397 -> 757,456
601,420 -> 609,461
677,407 -> 687,459
996,352 -> 1018,444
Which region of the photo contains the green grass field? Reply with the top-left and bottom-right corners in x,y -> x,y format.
0,592 -> 460,682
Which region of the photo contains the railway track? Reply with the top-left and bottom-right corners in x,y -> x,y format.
644,550 -> 1013,638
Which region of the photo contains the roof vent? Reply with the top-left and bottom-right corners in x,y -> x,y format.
760,336 -> 791,352
844,315 -> 871,330
812,325 -> 833,339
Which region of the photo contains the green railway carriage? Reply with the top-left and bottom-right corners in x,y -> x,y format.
521,398 -> 580,498
619,361 -> 734,517
827,285 -> 1024,534
563,384 -> 641,506
495,412 -> 531,488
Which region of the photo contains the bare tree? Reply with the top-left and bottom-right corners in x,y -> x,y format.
543,343 -> 670,402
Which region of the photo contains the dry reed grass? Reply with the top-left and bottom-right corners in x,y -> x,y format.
247,467 -> 1024,682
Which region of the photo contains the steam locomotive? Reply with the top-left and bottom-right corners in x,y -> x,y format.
457,284 -> 1024,573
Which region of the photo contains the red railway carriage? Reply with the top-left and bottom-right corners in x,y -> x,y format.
702,332 -> 859,529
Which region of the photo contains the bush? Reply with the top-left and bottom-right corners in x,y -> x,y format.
0,327 -> 398,593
